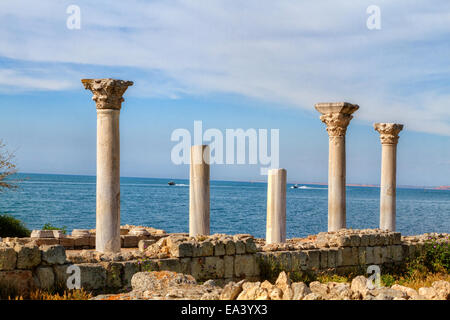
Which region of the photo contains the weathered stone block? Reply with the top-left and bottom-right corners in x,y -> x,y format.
360,234 -> 370,247
0,270 -> 35,297
158,258 -> 182,273
244,238 -> 257,253
327,248 -> 338,268
366,246 -> 375,265
123,235 -> 139,248
392,232 -> 402,245
89,236 -> 95,247
275,251 -> 292,271
40,245 -> 66,265
235,255 -> 257,278
381,246 -> 392,264
214,241 -> 226,256
204,256 -> 225,278
140,259 -> 159,272
102,262 -> 123,289
138,239 -> 156,252
58,237 -> 74,249
179,257 -> 191,275
224,255 -> 234,278
349,235 -> 361,247
224,239 -> 236,255
319,249 -> 328,269
53,264 -> 69,288
291,251 -> 307,271
336,235 -> 351,247
392,245 -> 403,262
78,263 -> 107,290
0,246 -> 17,271
15,244 -> 41,269
170,242 -> 193,258
200,241 -> 214,257
306,250 -> 320,270
358,246 -> 367,265
373,246 -> 382,264
73,237 -> 90,248
34,238 -> 59,246
35,266 -> 55,290
234,240 -> 246,254
337,247 -> 358,266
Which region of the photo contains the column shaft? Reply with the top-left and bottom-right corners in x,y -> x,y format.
266,168 -> 287,244
328,136 -> 346,231
189,145 -> 210,236
96,109 -> 121,252
380,144 -> 397,230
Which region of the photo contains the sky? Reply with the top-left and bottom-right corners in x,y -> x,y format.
0,0 -> 449,186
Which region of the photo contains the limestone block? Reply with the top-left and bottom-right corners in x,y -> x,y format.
291,251 -> 308,271
244,238 -> 257,253
337,247 -> 358,266
391,245 -> 403,262
72,229 -> 90,237
53,264 -> 69,288
360,234 -> 370,247
392,232 -> 402,245
31,230 -> 55,239
373,247 -> 382,264
368,234 -> 378,246
40,245 -> 66,265
0,246 -> 17,271
35,266 -> 55,290
15,244 -> 41,269
306,250 -> 320,270
327,248 -> 338,268
365,247 -> 375,265
170,242 -> 193,258
224,256 -> 234,278
234,240 -> 246,254
140,259 -> 159,272
138,239 -> 156,252
381,246 -> 392,264
73,237 -> 90,248
213,241 -> 226,256
34,238 -> 59,246
158,258 -> 182,274
336,235 -> 351,247
179,257 -> 191,275
235,254 -> 257,278
102,262 -> 123,289
0,270 -> 35,297
200,241 -> 214,256
349,235 -> 361,247
89,236 -> 95,247
275,251 -> 292,271
224,239 -> 236,255
204,256 -> 225,278
58,237 -> 74,249
358,247 -> 367,265
78,263 -> 107,290
319,249 -> 328,269
122,235 -> 139,248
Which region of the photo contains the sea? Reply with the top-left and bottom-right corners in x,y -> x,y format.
0,173 -> 449,238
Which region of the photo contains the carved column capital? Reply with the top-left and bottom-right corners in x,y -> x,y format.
374,123 -> 404,145
315,102 -> 359,137
82,78 -> 133,110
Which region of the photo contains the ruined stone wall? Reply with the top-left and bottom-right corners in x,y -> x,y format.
0,229 -> 444,296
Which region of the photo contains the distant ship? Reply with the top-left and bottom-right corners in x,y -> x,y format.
291,184 -> 299,189
168,181 -> 176,186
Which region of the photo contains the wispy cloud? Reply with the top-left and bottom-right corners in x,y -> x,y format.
0,0 -> 449,134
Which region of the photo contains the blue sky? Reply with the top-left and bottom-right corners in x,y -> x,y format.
0,0 -> 449,186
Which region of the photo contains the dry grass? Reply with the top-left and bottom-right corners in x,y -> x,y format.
8,289 -> 93,300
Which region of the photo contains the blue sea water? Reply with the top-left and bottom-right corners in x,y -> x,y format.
0,173 -> 449,238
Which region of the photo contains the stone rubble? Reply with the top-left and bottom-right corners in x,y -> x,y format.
93,270 -> 450,300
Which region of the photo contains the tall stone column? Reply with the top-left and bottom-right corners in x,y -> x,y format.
189,145 -> 210,237
82,78 -> 133,253
266,168 -> 287,244
315,102 -> 359,232
374,123 -> 403,231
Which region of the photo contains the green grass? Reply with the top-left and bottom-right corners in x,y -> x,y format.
42,223 -> 67,235
0,214 -> 31,238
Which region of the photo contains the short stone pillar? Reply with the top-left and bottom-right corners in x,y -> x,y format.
189,145 -> 210,237
266,168 -> 287,244
315,102 -> 359,232
374,123 -> 404,231
82,78 -> 133,253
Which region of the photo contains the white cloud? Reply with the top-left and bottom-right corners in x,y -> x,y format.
0,0 -> 449,134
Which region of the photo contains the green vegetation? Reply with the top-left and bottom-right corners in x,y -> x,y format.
0,214 -> 31,238
0,140 -> 19,192
42,223 -> 68,235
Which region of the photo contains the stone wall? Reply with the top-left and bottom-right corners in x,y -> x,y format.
0,229 -> 446,296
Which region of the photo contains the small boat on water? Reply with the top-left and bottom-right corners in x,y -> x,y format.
168,181 -> 176,186
291,184 -> 299,189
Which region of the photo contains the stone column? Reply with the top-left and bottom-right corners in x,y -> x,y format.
82,78 -> 133,253
189,145 -> 210,237
266,168 -> 287,244
315,102 -> 359,232
374,123 -> 404,231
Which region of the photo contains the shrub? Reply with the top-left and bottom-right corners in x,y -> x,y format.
0,214 -> 31,237
42,223 -> 67,235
